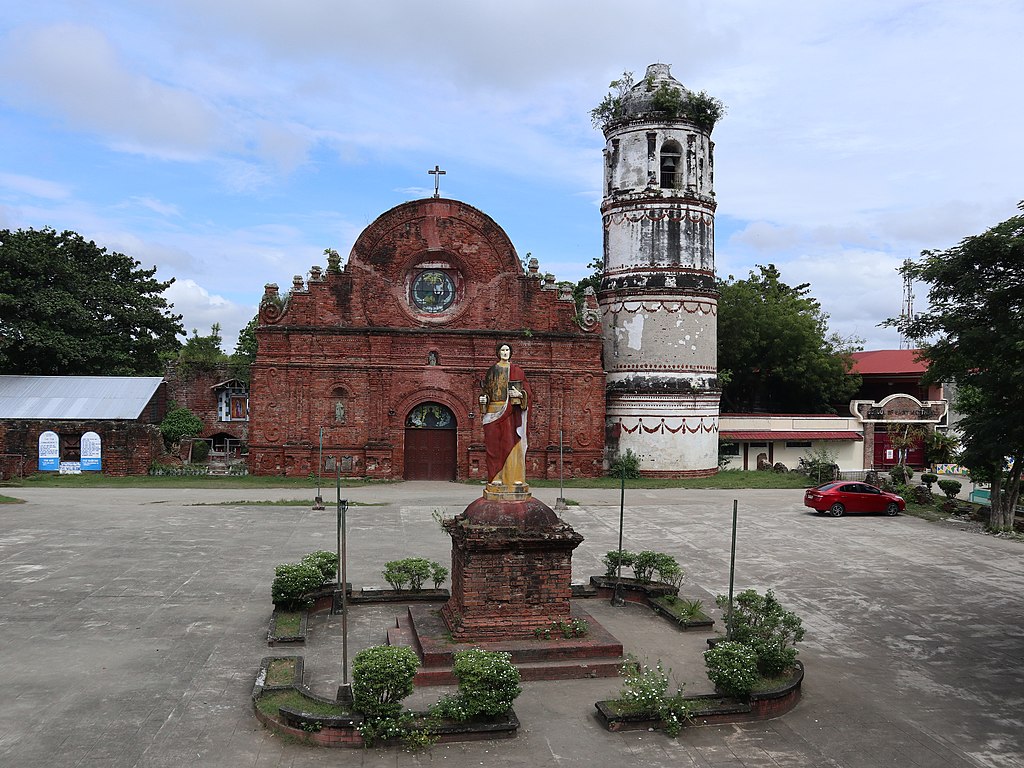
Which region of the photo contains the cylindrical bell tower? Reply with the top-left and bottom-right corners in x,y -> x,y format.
598,63 -> 721,476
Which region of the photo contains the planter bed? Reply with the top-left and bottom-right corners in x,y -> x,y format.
252,657 -> 518,748
589,575 -> 680,603
648,596 -> 715,630
267,610 -> 308,646
594,661 -> 803,732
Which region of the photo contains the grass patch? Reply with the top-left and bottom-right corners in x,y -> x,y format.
650,595 -> 710,623
272,612 -> 303,638
255,689 -> 352,718
0,494 -> 25,503
751,667 -> 800,693
265,657 -> 299,686
902,501 -> 955,522
3,474 -> 398,490
514,470 -> 813,491
194,499 -> 384,507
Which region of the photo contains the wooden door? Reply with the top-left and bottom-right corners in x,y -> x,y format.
404,428 -> 457,480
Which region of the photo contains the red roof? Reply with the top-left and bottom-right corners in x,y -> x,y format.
850,349 -> 927,375
719,431 -> 863,441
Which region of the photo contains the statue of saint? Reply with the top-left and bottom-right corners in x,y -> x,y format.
479,342 -> 531,492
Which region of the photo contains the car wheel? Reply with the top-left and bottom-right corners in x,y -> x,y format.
886,502 -> 899,516
829,502 -> 845,517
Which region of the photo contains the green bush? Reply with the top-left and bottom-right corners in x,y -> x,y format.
889,464 -> 914,485
381,558 -> 446,591
798,447 -> 839,483
351,645 -> 420,720
160,406 -> 202,445
631,550 -> 660,583
430,562 -> 449,589
301,550 -> 338,584
433,649 -> 521,720
608,448 -> 641,479
271,562 -> 324,610
938,478 -> 962,500
602,550 -> 635,578
704,641 -> 759,700
716,589 -> 805,676
613,657 -> 692,736
653,553 -> 682,585
190,440 -> 210,462
920,472 -> 939,490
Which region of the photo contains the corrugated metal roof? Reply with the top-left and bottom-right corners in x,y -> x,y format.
0,376 -> 163,420
719,431 -> 863,441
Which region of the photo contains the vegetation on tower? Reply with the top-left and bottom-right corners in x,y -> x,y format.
590,71 -> 726,134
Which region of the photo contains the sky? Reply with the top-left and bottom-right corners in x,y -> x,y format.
1,1 -> 1022,353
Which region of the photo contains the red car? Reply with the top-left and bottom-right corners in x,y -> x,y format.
803,481 -> 905,517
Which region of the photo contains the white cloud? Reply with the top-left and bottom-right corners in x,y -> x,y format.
0,172 -> 71,200
164,278 -> 256,351
0,23 -> 222,159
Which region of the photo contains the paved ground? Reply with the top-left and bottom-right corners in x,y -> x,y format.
1,482 -> 1022,767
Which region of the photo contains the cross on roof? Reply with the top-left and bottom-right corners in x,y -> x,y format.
428,165 -> 446,198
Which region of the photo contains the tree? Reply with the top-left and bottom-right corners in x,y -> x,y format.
178,324 -> 227,374
229,315 -> 258,383
717,265 -> 862,413
890,203 -> 1024,531
0,227 -> 183,375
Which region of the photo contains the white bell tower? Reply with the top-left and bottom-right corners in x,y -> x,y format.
598,63 -> 721,476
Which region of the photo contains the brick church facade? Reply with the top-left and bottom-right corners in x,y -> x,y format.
248,197 -> 606,480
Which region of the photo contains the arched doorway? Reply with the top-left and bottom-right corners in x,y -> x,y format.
403,402 -> 457,480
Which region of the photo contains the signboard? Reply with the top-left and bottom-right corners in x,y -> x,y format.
38,431 -> 60,471
80,431 -> 102,471
59,462 -> 81,474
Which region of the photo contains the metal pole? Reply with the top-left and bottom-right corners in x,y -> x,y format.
612,459 -> 626,606
555,429 -> 566,509
336,461 -> 352,703
727,499 -> 738,640
313,428 -> 324,509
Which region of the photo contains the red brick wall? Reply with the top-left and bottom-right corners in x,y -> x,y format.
0,419 -> 165,477
163,363 -> 248,443
249,198 -> 605,479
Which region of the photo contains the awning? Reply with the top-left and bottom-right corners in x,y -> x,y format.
719,431 -> 863,441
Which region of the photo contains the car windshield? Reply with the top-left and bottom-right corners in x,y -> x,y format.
815,482 -> 841,491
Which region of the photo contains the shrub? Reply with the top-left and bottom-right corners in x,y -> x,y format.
381,558 -> 446,591
798,447 -> 839,483
602,549 -> 635,578
889,464 -> 914,485
271,562 -> 324,610
704,641 -> 759,700
434,649 -> 521,720
651,552 -> 678,583
301,550 -> 338,584
430,562 -> 449,589
351,645 -> 420,720
614,657 -> 692,736
716,589 -> 805,676
938,479 -> 962,500
631,550 -> 660,583
609,448 -> 641,479
920,472 -> 938,490
190,440 -> 210,462
160,406 -> 202,445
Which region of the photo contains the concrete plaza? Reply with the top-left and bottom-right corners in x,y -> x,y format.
1,482 -> 1021,767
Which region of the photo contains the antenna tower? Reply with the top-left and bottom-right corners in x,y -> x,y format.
899,259 -> 914,350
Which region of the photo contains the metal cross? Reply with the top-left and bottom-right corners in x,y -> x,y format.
428,165 -> 446,198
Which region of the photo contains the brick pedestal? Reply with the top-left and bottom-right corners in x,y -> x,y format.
440,496 -> 584,642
